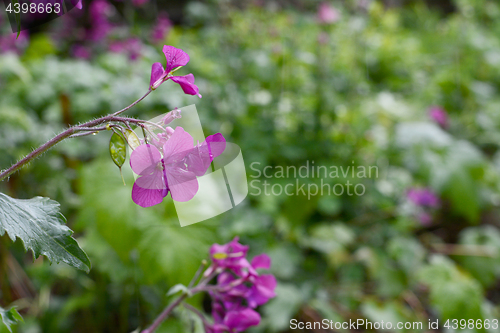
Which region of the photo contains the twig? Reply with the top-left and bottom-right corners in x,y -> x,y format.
140,293 -> 188,333
0,92 -> 152,182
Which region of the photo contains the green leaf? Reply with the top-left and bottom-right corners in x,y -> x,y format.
418,255 -> 483,321
11,0 -> 21,39
109,132 -> 127,168
0,306 -> 23,332
0,193 -> 91,272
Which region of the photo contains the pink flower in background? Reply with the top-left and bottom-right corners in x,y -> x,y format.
109,38 -> 142,60
429,106 -> 448,128
407,188 -> 440,208
72,45 -> 91,59
151,13 -> 172,44
130,126 -> 225,207
406,187 -> 440,226
87,0 -> 113,42
317,2 -> 340,24
0,31 -> 29,55
150,45 -> 202,97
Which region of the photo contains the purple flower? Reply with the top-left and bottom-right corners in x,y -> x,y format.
87,0 -> 113,42
150,46 -> 202,98
224,308 -> 261,332
429,106 -> 448,128
72,45 -> 90,59
109,38 -> 142,60
407,188 -> 440,208
207,307 -> 260,333
151,13 -> 172,43
317,2 -> 340,24
209,237 -> 250,270
130,127 -> 225,207
0,31 -> 29,54
202,238 -> 276,333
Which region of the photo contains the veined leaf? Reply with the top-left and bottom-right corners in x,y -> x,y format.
0,193 -> 91,272
0,306 -> 23,332
109,132 -> 127,167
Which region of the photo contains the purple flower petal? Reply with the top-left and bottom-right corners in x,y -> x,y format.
169,74 -> 202,98
224,308 -> 261,332
130,144 -> 162,175
317,2 -> 340,24
407,188 -> 440,207
150,62 -> 166,89
251,254 -> 271,270
131,182 -> 166,207
185,133 -> 226,177
163,45 -> 190,73
429,106 -> 448,128
247,274 -> 277,308
162,127 -> 195,164
164,166 -> 198,202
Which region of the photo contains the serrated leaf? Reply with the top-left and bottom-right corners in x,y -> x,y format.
109,132 -> 127,168
0,306 -> 23,332
0,193 -> 91,272
124,129 -> 141,150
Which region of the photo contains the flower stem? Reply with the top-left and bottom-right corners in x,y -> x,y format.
140,293 -> 188,333
0,127 -> 76,181
0,92 -> 152,182
112,90 -> 152,116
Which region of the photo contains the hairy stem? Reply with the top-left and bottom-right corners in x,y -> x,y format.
0,127 -> 76,181
0,91 -> 152,182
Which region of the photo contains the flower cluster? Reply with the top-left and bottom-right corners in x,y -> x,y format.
204,238 -> 277,333
317,2 -> 340,24
429,106 -> 449,129
406,187 -> 440,225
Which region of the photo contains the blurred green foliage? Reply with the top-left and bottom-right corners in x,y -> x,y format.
1,0 -> 500,332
